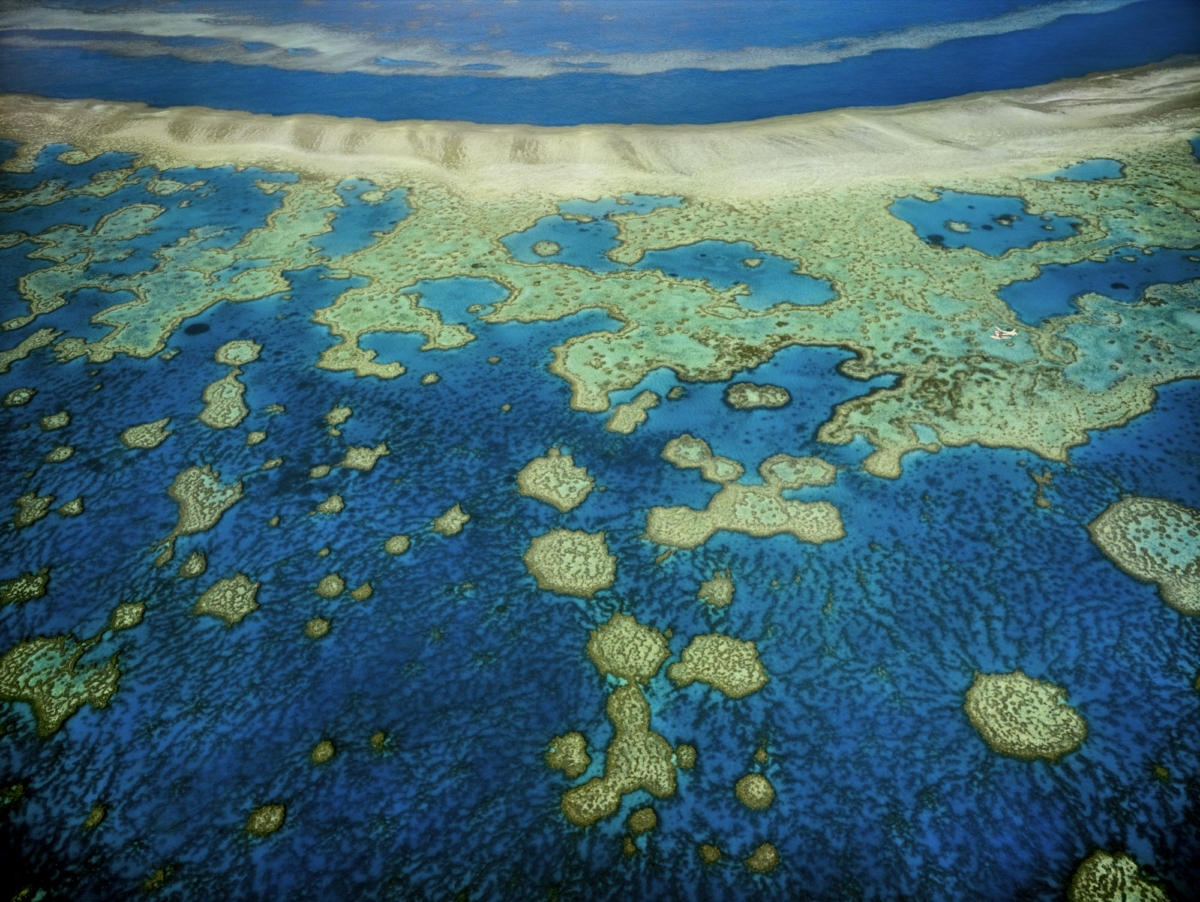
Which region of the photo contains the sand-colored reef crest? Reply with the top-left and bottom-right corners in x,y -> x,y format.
669,634 -> 769,699
1067,850 -> 1169,902
965,670 -> 1087,762
1088,496 -> 1199,616
156,465 -> 243,566
561,684 -> 676,827
246,803 -> 286,837
735,773 -> 775,810
516,447 -> 595,513
647,447 -> 843,550
586,613 -> 670,685
524,529 -> 616,599
0,634 -> 120,737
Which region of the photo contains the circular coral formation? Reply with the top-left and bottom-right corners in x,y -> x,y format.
350,582 -> 373,601
725,382 -> 790,409
699,843 -> 722,865
3,387 -> 35,406
546,732 -> 591,779
675,744 -> 697,769
627,807 -> 657,835
1067,850 -> 1168,902
305,617 -> 331,639
1088,496 -> 1200,615
745,842 -> 780,873
246,803 -> 285,837
384,535 -> 410,555
735,773 -> 775,810
532,240 -> 562,257
213,339 -> 261,366
586,613 -> 670,684
310,464 -> 332,479
246,430 -> 266,446
964,670 -> 1087,761
668,634 -> 769,699
194,574 -> 260,626
311,740 -> 335,763
316,574 -> 345,598
523,529 -> 617,599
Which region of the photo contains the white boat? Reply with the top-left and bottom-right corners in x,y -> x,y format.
991,327 -> 1018,339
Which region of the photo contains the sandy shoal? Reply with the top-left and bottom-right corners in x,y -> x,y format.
0,57 -> 1198,199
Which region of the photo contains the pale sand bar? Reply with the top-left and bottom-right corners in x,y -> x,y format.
1,59 -> 1197,200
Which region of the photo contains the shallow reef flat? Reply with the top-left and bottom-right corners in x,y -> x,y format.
0,59 -> 1197,902
2,62 -> 1197,478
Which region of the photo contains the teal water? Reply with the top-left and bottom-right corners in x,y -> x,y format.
998,246 -> 1200,325
888,190 -> 1080,255
1033,159 -> 1125,182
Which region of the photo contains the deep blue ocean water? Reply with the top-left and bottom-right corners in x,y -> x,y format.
1,144 -> 1198,901
1,2 -> 1198,124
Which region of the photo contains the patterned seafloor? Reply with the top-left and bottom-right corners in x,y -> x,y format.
0,141 -> 1198,901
